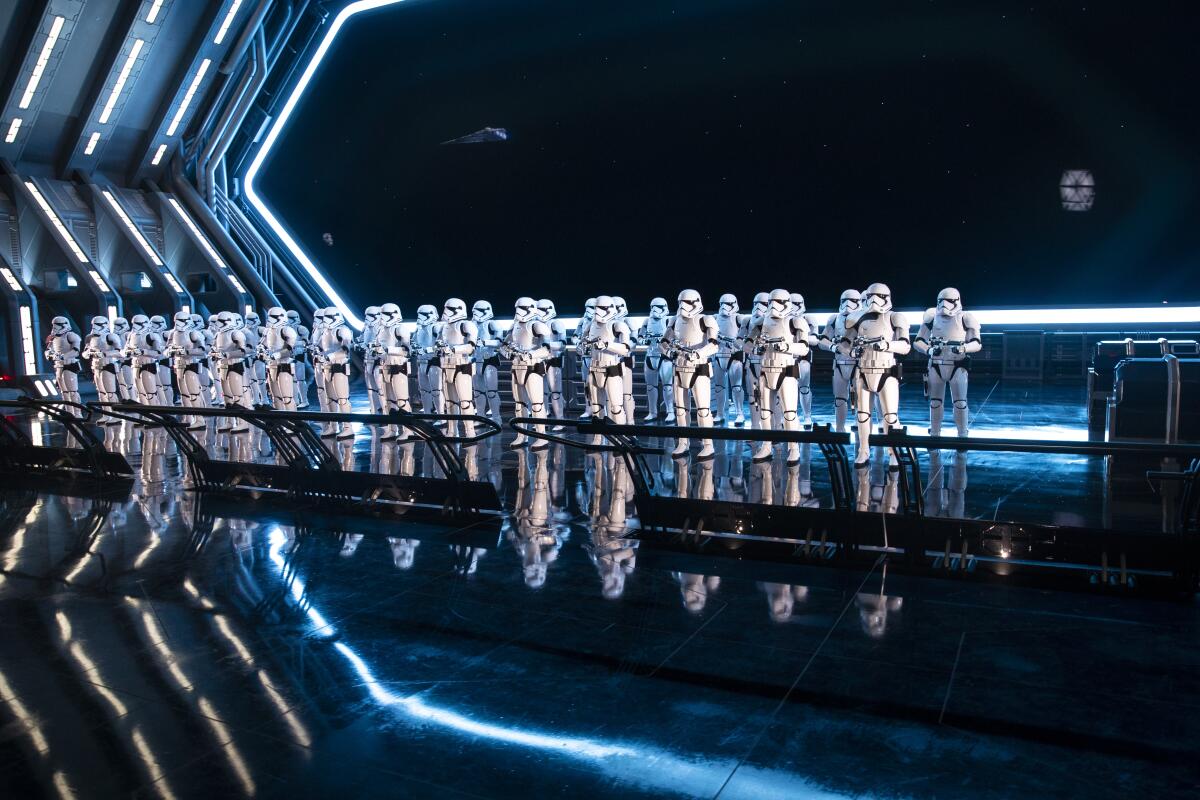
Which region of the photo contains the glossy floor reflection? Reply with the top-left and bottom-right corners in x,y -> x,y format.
3,381 -> 1198,798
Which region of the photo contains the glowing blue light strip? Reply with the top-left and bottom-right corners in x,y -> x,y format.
243,1 -> 414,330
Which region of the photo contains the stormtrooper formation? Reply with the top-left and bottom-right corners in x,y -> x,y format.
46,286 -> 980,466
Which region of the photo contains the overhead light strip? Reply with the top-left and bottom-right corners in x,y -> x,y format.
213,0 -> 244,45
4,118 -> 21,143
146,0 -> 165,24
151,143 -> 168,165
24,181 -> 91,264
98,38 -> 145,124
165,58 -> 210,136
244,0 -> 411,330
84,132 -> 100,155
102,190 -> 166,268
19,16 -> 66,110
0,267 -> 21,291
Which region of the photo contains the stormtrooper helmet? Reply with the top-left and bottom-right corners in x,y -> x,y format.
514,297 -> 538,323
718,294 -> 738,316
677,289 -> 703,320
936,287 -> 962,317
536,299 -> 557,321
442,298 -> 468,323
839,289 -> 862,315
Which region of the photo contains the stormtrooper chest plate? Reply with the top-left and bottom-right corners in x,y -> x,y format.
852,313 -> 897,371
759,316 -> 797,370
588,321 -> 622,368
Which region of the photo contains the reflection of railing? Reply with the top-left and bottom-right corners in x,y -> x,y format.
89,402 -> 504,519
0,398 -> 133,490
511,417 -> 1200,593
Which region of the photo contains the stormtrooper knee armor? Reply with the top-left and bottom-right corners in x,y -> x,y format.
819,290 -> 862,433
263,307 -> 299,412
45,316 -> 83,410
842,283 -> 911,466
472,301 -> 503,418
438,298 -> 481,438
750,290 -> 809,463
914,287 -> 981,436
504,298 -> 554,448
376,303 -> 413,440
536,299 -> 567,425
664,290 -> 720,460
637,297 -> 673,422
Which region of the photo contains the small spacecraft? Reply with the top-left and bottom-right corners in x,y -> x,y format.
1060,170 -> 1095,211
441,127 -> 509,145
322,232 -> 334,246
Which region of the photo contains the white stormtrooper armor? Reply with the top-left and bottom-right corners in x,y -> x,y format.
111,316 -> 135,401
411,304 -> 444,416
203,314 -> 222,406
125,314 -> 166,405
150,315 -> 172,405
574,297 -> 598,415
749,289 -> 809,463
375,303 -> 412,441
637,297 -> 674,422
310,308 -> 330,414
504,297 -> 554,448
662,289 -> 720,460
166,311 -> 209,429
357,306 -> 384,414
611,296 -> 636,424
712,294 -> 748,426
841,283 -> 911,466
536,299 -> 567,423
82,316 -> 122,412
818,289 -> 863,433
471,300 -> 502,418
789,293 -> 818,426
263,307 -> 299,411
242,310 -> 268,408
579,295 -> 632,426
287,309 -> 310,408
45,316 -> 82,408
740,292 -> 769,430
438,298 -> 481,438
318,308 -> 355,438
213,311 -> 251,431
914,287 -> 981,436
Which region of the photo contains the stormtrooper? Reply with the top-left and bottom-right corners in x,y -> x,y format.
374,303 -> 412,440
471,300 -> 503,418
789,293 -> 818,427
437,298 -> 481,438
713,293 -> 748,426
242,309 -> 269,408
612,296 -> 636,423
309,308 -> 329,414
536,299 -> 567,423
124,314 -> 166,405
212,311 -> 251,431
45,316 -> 82,408
189,313 -> 214,406
411,304 -> 444,416
165,311 -> 209,429
818,289 -> 863,433
503,297 -> 553,448
263,306 -> 299,411
317,307 -> 355,438
579,295 -> 632,426
750,289 -> 809,463
661,289 -> 720,460
913,287 -> 981,436
82,316 -> 123,411
111,316 -> 135,401
739,292 -> 770,430
286,309 -> 311,408
841,283 -> 911,467
357,306 -> 384,414
150,315 -> 173,405
574,297 -> 598,414
636,297 -> 673,422
203,314 -> 223,406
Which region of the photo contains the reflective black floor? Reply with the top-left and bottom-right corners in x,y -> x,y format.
2,381 -> 1198,798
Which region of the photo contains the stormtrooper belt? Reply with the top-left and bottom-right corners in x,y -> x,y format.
482,355 -> 501,370
225,362 -> 245,376
592,364 -> 623,378
62,362 -> 81,374
101,363 -> 117,375
547,355 -> 563,368
272,363 -> 293,375
138,362 -> 158,375
386,363 -> 408,376
328,363 -> 348,375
